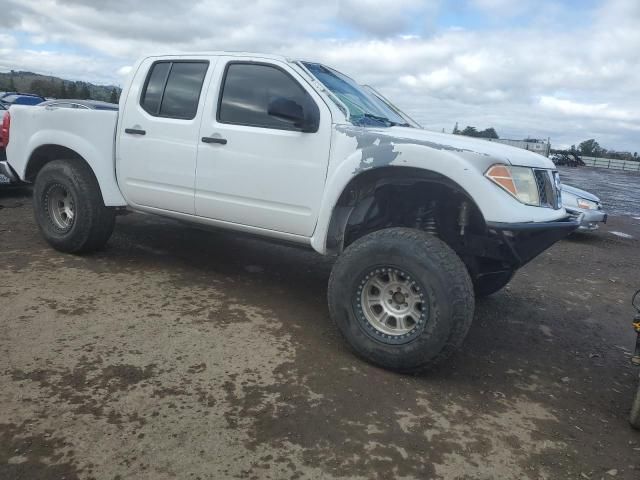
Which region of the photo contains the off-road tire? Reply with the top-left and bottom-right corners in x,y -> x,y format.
328,228 -> 475,373
473,270 -> 515,298
33,159 -> 115,253
630,376 -> 640,430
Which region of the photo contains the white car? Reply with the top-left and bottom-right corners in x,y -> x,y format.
562,184 -> 607,231
1,52 -> 579,372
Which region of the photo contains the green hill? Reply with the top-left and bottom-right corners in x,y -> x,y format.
0,70 -> 121,103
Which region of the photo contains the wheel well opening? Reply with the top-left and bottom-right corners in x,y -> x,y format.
25,145 -> 86,182
326,167 -> 511,280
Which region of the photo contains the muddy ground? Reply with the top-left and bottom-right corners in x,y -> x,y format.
1,167 -> 640,479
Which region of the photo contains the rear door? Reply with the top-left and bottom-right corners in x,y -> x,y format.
194,57 -> 332,236
117,57 -> 213,214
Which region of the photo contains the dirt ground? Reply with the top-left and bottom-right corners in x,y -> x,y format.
1,167 -> 640,479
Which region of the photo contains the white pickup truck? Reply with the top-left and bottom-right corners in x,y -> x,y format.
1,52 -> 578,371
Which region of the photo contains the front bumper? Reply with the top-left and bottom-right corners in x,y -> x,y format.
565,207 -> 607,231
486,216 -> 580,267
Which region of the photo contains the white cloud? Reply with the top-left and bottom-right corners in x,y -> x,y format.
117,66 -> 132,77
0,0 -> 638,151
469,0 -> 535,17
338,0 -> 439,35
539,96 -> 639,122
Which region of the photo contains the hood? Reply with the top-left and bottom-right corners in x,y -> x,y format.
376,126 -> 555,169
561,184 -> 601,202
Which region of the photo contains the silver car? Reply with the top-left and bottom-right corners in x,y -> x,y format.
562,184 -> 607,231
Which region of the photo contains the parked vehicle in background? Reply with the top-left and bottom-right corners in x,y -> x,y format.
562,184 -> 607,231
551,152 -> 585,167
0,92 -> 46,107
39,99 -> 119,111
3,52 -> 580,372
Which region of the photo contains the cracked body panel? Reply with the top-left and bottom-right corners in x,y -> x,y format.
334,124 -> 486,174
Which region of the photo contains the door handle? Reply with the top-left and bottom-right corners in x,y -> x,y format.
125,128 -> 146,135
201,136 -> 227,145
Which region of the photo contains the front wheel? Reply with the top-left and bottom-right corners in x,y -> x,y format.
328,228 -> 475,373
33,159 -> 115,253
630,375 -> 640,429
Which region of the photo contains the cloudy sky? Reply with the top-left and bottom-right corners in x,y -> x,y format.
1,0 -> 638,151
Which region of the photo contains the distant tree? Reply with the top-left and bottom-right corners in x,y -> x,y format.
40,79 -> 58,97
8,75 -> 16,91
461,126 -> 478,137
458,125 -> 500,139
79,83 -> 91,100
67,82 -> 78,98
109,88 -> 119,104
29,79 -> 47,96
570,144 -> 576,152
479,127 -> 499,139
59,82 -> 67,98
578,139 -> 602,156
452,122 -> 460,135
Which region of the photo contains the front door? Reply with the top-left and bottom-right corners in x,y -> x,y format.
117,58 -> 212,214
195,58 -> 332,236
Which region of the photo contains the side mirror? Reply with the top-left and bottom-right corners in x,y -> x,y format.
267,96 -> 319,133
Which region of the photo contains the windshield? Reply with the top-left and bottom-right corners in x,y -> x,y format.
302,62 -> 411,128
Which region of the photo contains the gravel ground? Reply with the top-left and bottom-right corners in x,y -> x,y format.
1,172 -> 640,479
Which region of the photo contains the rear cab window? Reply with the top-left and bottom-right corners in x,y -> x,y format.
140,60 -> 209,120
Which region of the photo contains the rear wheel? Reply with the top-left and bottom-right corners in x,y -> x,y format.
328,228 -> 475,372
33,159 -> 115,253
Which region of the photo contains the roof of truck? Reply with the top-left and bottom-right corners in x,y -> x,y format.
145,51 -> 292,62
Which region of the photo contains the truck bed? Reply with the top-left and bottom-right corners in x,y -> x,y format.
6,105 -> 126,206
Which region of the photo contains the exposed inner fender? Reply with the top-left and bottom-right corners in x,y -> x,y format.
25,145 -> 85,181
325,166 -> 520,281
326,167 -> 484,249
25,145 -> 109,206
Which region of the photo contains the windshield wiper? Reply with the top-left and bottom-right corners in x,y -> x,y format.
360,113 -> 410,127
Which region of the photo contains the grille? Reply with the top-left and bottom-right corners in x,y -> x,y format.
533,169 -> 561,209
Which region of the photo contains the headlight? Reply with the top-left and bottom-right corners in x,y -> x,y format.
485,165 -> 540,206
577,198 -> 598,210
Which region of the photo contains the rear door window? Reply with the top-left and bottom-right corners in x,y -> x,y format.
140,62 -> 171,115
140,61 -> 208,120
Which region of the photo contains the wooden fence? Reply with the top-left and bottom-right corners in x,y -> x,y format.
580,156 -> 640,172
